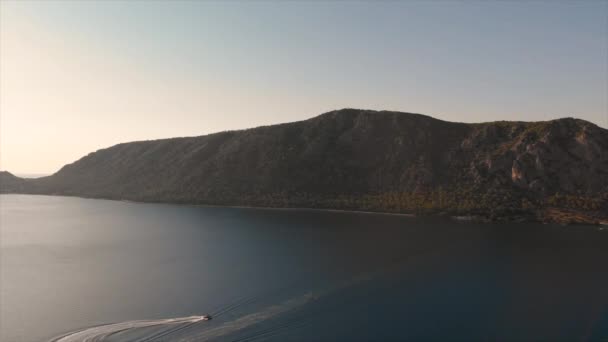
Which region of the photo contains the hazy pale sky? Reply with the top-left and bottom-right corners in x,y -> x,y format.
1,1 -> 607,174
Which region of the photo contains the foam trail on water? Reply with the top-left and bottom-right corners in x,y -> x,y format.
50,316 -> 205,342
51,248 -> 438,342
183,247 -> 442,341
182,272 -> 385,341
181,293 -> 315,341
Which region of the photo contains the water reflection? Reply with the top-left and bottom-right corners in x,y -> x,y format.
1,195 -> 607,341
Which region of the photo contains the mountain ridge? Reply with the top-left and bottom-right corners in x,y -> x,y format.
2,109 -> 607,224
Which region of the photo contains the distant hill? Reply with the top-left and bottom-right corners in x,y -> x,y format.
2,109 -> 607,224
0,171 -> 28,193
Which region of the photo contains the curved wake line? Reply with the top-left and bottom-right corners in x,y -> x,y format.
50,247 -> 441,342
181,293 -> 315,341
49,316 -> 205,342
181,268 -> 393,341
183,246 -> 447,341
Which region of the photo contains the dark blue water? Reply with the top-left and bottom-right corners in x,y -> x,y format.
1,194 -> 607,342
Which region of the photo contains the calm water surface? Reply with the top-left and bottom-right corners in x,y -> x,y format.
1,194 -> 607,342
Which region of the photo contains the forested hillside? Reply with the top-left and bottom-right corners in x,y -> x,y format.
2,109 -> 607,224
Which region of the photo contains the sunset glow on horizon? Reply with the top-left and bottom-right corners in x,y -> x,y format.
1,0 -> 607,174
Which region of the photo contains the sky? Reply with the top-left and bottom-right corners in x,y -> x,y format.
1,1 -> 607,174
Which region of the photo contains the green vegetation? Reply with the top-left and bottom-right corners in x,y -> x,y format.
1,109 -> 606,224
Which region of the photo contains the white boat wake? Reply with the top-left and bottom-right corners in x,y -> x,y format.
50,249 -> 435,342
181,292 -> 315,341
50,315 -> 205,342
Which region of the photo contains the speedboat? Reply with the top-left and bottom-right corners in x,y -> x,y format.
202,314 -> 212,321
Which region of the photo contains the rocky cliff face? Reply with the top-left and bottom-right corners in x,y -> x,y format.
459,118 -> 608,194
2,109 -> 607,224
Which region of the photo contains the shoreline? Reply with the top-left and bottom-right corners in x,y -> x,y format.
189,203 -> 418,218
0,192 -> 418,218
1,192 -> 604,226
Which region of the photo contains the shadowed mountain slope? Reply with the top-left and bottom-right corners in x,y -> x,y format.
2,109 -> 607,224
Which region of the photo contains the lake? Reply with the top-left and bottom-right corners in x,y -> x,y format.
1,194 -> 607,342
